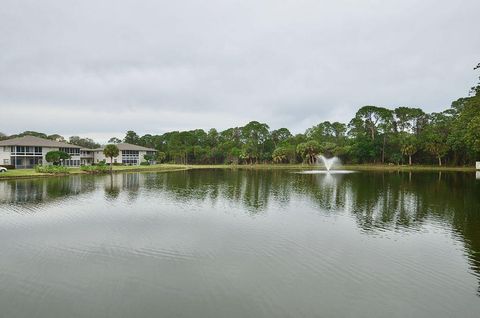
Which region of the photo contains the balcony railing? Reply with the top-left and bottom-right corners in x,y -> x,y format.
11,152 -> 43,156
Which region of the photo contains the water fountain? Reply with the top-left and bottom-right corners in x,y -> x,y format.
296,155 -> 355,174
318,155 -> 339,172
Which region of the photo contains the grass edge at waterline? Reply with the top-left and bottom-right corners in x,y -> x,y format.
0,164 -> 189,180
0,163 -> 477,180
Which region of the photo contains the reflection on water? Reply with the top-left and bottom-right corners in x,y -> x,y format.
0,169 -> 479,317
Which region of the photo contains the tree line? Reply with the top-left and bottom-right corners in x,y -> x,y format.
1,64 -> 479,166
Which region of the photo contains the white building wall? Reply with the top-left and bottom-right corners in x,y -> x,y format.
93,150 -> 150,165
0,146 -> 11,165
64,154 -> 81,166
94,151 -> 117,163
42,147 -> 58,165
42,147 -> 57,159
0,145 -> 82,167
139,151 -> 147,163
41,147 -> 81,166
1,145 -> 154,167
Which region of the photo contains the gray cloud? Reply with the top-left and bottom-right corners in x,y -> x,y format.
1,0 -> 479,142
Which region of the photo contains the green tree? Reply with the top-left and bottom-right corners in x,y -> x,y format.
422,112 -> 452,166
465,116 -> 480,154
350,106 -> 388,141
348,106 -> 394,163
306,121 -> 346,145
297,141 -> 321,164
143,154 -> 155,164
394,107 -> 426,134
103,144 -> 120,172
400,134 -> 418,165
69,136 -> 100,149
48,134 -> 66,142
123,131 -> 140,145
448,87 -> 480,164
229,147 -> 242,164
241,121 -> 270,164
45,151 -> 70,165
14,131 -> 48,139
471,62 -> 480,96
156,151 -> 167,163
425,142 -> 449,166
271,128 -> 292,147
108,137 -> 122,144
272,147 -> 286,163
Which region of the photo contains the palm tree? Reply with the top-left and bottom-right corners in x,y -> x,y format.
401,144 -> 417,166
296,141 -> 321,164
103,144 -> 119,173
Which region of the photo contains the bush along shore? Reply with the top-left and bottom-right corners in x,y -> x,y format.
35,165 -> 69,175
80,164 -> 109,174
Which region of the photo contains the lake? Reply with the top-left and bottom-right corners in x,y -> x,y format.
0,169 -> 479,318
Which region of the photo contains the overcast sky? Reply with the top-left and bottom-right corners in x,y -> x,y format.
1,0 -> 479,142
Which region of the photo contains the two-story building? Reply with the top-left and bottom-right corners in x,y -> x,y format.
92,143 -> 157,165
0,136 -> 157,168
80,148 -> 95,166
0,135 -> 82,169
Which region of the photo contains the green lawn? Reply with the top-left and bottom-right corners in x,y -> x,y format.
0,169 -> 49,178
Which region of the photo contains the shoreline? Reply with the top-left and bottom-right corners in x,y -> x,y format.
0,163 -> 477,181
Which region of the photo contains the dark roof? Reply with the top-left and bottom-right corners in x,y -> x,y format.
0,135 -> 81,148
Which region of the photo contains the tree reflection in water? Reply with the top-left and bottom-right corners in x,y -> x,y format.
0,169 -> 479,294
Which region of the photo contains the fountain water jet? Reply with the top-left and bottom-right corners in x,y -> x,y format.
295,155 -> 355,174
317,155 -> 340,171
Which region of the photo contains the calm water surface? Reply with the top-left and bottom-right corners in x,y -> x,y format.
0,169 -> 479,317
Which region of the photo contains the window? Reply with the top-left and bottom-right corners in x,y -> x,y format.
62,159 -> 80,167
122,159 -> 138,165
122,150 -> 139,155
121,150 -> 140,165
10,146 -> 42,156
59,147 -> 80,156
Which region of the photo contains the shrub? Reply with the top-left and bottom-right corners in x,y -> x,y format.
45,151 -> 70,165
35,165 -> 69,174
140,161 -> 150,166
80,165 -> 108,174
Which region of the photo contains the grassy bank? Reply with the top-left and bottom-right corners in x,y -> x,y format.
0,163 -> 476,180
0,164 -> 188,180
